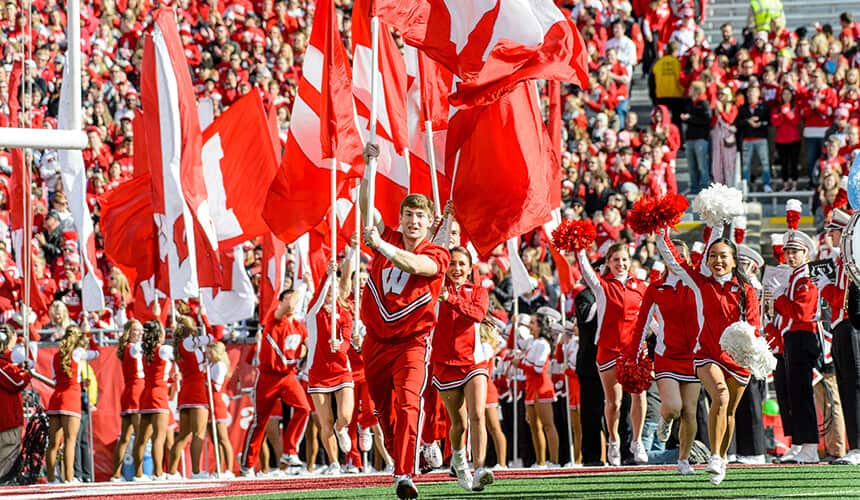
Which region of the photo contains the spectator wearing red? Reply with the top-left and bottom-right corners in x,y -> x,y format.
801,68 -> 839,187
819,136 -> 848,177
0,324 -> 31,480
772,87 -> 803,191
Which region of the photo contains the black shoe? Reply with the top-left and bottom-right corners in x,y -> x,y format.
395,475 -> 419,499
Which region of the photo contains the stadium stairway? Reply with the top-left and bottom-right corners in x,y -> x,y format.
701,0 -> 856,44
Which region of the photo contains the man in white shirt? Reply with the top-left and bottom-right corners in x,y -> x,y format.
605,21 -> 637,77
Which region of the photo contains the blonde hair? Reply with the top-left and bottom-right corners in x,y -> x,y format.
172,315 -> 197,363
117,319 -> 141,361
59,325 -> 86,376
479,322 -> 499,350
208,341 -> 231,371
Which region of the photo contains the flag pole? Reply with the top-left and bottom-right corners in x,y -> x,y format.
512,297 -> 519,469
353,178 -> 361,337
364,15 -> 380,227
198,296 -> 222,476
330,157 -> 338,349
560,294 -> 574,466
21,147 -> 31,364
423,123 -> 441,217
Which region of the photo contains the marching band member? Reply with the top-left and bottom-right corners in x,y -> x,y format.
240,288 -> 310,476
772,230 -> 821,464
206,341 -> 234,477
631,241 -> 701,475
111,320 -> 144,481
656,229 -> 761,485
167,317 -> 212,479
133,320 -> 173,480
0,324 -> 31,479
46,325 -> 100,483
827,210 -> 860,465
305,260 -> 355,475
577,243 -> 648,465
514,307 -> 561,468
431,246 -> 493,491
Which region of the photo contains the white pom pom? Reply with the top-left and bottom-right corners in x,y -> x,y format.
692,241 -> 705,253
733,215 -> 747,229
786,199 -> 802,213
692,184 -> 745,227
652,261 -> 666,273
770,233 -> 783,246
719,321 -> 777,379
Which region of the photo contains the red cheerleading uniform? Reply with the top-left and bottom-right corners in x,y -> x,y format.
47,346 -> 100,418
430,282 -> 490,391
240,311 -> 310,471
140,345 -> 175,414
632,274 -> 700,382
0,349 -> 31,432
120,342 -> 145,416
577,249 -> 646,371
176,335 -> 212,410
209,361 -> 229,423
658,232 -> 761,384
360,226 -> 449,477
520,338 -> 555,405
306,280 -> 354,393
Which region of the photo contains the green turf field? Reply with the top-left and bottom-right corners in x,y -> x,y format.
224,465 -> 860,499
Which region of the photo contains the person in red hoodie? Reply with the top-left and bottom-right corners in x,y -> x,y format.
801,68 -> 839,187
772,87 -> 803,191
0,324 -> 31,480
770,230 -> 821,464
650,105 -> 681,156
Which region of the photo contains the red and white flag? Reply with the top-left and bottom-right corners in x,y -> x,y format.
99,175 -> 156,291
259,233 -> 286,320
446,81 -> 561,256
201,245 -> 256,325
58,59 -> 105,312
262,0 -> 364,244
377,0 -> 589,107
141,9 -> 220,300
200,91 -> 280,249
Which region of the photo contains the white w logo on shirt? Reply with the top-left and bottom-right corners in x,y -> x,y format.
381,267 -> 410,295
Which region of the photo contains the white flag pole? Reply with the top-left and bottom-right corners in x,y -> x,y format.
512,298 -> 519,468
364,16 -> 380,228
560,295 -> 574,466
330,157 -> 338,348
424,122 -> 441,217
198,295 -> 222,476
353,179 -> 361,336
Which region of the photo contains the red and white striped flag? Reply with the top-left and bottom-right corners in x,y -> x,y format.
58,58 -> 105,312
141,9 -> 221,300
262,0 -> 364,244
259,233 -> 286,320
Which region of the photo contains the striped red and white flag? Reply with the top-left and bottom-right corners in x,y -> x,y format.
259,233 -> 286,321
141,9 -> 221,300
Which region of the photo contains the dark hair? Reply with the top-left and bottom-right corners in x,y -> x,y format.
449,246 -> 472,267
708,238 -> 753,316
278,288 -> 295,302
399,193 -> 434,217
141,320 -> 163,363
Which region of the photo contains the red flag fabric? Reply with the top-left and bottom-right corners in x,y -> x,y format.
262,0 -> 364,244
141,9 -> 221,298
259,233 -> 286,320
548,80 -> 562,160
99,175 -> 157,289
446,81 -> 561,256
132,110 -> 150,178
377,0 -> 589,107
200,91 -> 280,249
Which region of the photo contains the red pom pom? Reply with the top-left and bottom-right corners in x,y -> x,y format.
627,193 -> 689,235
551,219 -> 596,253
616,354 -> 653,394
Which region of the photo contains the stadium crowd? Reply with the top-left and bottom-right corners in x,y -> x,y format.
1,0 -> 860,496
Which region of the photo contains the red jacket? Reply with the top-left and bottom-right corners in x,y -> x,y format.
771,103 -> 802,144
801,86 -> 838,130
0,351 -> 30,432
260,310 -> 307,376
431,283 -> 489,367
774,266 -> 819,335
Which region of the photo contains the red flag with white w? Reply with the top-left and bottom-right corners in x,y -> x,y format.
262,0 -> 364,244
377,0 -> 589,107
141,9 -> 221,300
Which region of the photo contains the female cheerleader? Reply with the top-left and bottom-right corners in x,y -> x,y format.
432,246 -> 492,491
306,261 -> 355,475
111,320 -> 144,481
46,325 -> 99,483
207,341 -> 235,476
134,320 -> 173,480
631,241 -> 701,475
577,243 -> 648,465
656,229 -> 761,485
515,308 -> 561,469
167,316 -> 212,478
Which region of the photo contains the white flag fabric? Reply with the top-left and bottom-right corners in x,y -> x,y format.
58,59 -> 105,312
201,245 -> 255,325
506,237 -> 535,298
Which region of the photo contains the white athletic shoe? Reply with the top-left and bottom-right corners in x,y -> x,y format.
607,441 -> 621,466
631,440 -> 648,464
795,444 -> 820,464
358,427 -> 373,452
780,444 -> 803,463
491,464 -> 508,471
190,471 -> 210,480
422,442 -> 444,469
705,455 -> 723,475
342,463 -> 360,474
546,462 -> 561,469
281,454 -> 303,467
677,459 -> 695,475
656,417 -> 673,442
384,462 -> 395,474
451,449 -> 472,492
735,454 -> 766,465
109,476 -> 125,483
472,467 -> 495,491
335,425 -> 352,454
394,474 -> 419,499
835,449 -> 860,465
241,467 -> 256,478
132,475 -> 153,482
163,472 -> 183,481
320,462 -> 341,475
218,471 -> 235,479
